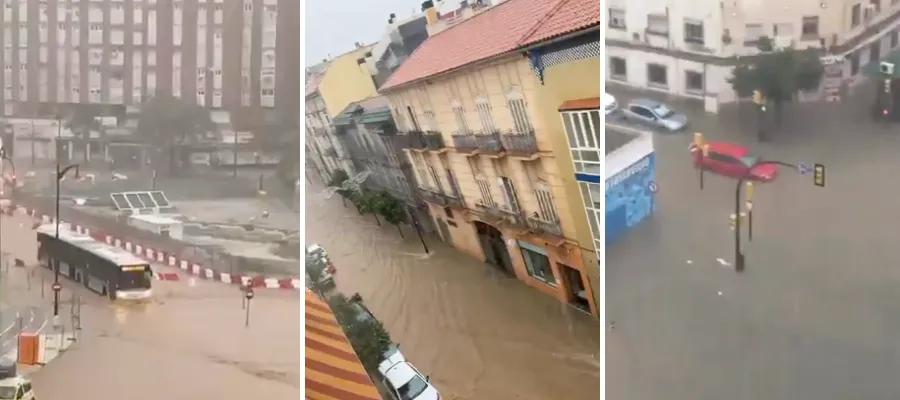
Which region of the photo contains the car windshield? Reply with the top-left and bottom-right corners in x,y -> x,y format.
0,386 -> 16,399
397,375 -> 429,400
652,104 -> 675,118
740,155 -> 759,167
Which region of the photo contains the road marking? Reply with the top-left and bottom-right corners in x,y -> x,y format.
0,313 -> 18,337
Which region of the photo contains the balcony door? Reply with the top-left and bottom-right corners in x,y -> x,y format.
499,176 -> 520,213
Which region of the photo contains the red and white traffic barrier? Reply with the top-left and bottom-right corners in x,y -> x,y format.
16,206 -> 302,290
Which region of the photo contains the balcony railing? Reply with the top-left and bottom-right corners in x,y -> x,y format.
399,131 -> 427,150
501,131 -> 539,158
417,187 -> 449,206
422,131 -> 446,150
527,214 -> 563,236
475,201 -> 506,223
451,133 -> 479,153
498,206 -> 528,229
474,131 -> 503,154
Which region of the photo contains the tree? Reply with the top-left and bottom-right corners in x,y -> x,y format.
65,107 -> 102,163
327,293 -> 393,373
729,37 -> 824,137
327,169 -> 351,207
353,189 -> 381,226
136,93 -> 217,175
373,191 -> 407,238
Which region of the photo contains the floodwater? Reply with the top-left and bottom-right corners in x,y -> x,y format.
305,183 -> 601,400
0,211 -> 302,400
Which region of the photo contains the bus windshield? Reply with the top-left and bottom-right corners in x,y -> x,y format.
120,265 -> 152,290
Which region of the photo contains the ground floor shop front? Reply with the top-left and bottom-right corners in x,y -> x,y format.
426,202 -> 598,316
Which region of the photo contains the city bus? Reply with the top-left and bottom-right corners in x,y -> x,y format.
35,224 -> 153,301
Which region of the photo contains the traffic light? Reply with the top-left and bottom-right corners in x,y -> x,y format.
813,163 -> 825,187
886,79 -> 892,93
729,212 -> 747,230
693,132 -> 704,148
745,181 -> 754,202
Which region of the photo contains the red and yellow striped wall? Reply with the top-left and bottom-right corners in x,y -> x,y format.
305,290 -> 381,400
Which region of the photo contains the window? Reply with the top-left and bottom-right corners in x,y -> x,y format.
406,106 -> 420,131
446,169 -> 461,198
579,182 -> 603,252
561,110 -> 602,175
870,42 -> 880,63
507,92 -> 533,133
451,102 -> 469,133
444,207 -> 453,219
647,63 -> 668,87
608,8 -> 625,29
610,57 -> 626,79
685,70 -> 704,93
474,97 -> 495,132
499,176 -> 520,212
518,241 -> 556,285
646,14 -> 668,36
773,23 -> 793,37
628,105 -> 655,119
684,20 -> 704,44
533,181 -> 559,222
427,164 -> 442,191
801,16 -> 819,38
892,30 -> 898,48
851,4 -> 861,28
850,51 -> 860,75
475,176 -> 494,206
871,0 -> 881,13
423,110 -> 437,131
745,23 -> 763,44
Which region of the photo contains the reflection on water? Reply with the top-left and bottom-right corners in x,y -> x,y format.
306,183 -> 600,400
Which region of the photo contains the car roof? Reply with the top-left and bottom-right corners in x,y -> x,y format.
707,141 -> 749,156
384,361 -> 421,387
631,98 -> 662,108
603,93 -> 616,105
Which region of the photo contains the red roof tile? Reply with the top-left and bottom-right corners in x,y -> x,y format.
380,0 -> 600,91
519,0 -> 601,46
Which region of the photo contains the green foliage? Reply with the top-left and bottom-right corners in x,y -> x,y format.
372,191 -> 406,225
65,108 -> 102,140
728,41 -> 824,104
354,189 -> 380,215
137,92 -> 216,146
327,293 -> 393,372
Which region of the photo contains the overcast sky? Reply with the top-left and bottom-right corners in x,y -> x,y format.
305,0 -> 424,66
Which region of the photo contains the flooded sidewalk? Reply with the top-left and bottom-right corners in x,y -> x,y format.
305,184 -> 601,400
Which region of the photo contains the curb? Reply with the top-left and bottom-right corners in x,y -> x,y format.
12,206 -> 302,290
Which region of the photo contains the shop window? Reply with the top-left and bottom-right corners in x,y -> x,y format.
518,242 -> 556,285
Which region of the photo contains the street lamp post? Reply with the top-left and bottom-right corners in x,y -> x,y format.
53,120 -> 79,316
244,286 -> 254,327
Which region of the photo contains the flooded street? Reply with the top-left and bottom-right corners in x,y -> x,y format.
0,211 -> 302,400
305,184 -> 600,399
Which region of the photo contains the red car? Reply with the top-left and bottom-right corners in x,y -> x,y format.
689,141 -> 778,181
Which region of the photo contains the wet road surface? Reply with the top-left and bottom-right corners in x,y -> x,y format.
607,86 -> 900,399
305,185 -> 601,400
0,211 -> 302,400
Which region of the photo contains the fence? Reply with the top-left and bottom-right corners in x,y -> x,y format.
13,192 -> 298,278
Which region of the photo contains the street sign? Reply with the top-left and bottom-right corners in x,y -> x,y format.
245,290 -> 255,300
51,282 -> 61,291
797,163 -> 811,175
648,181 -> 658,193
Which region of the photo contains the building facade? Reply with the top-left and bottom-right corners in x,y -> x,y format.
332,96 -> 435,233
380,0 -> 600,315
606,0 -> 900,106
0,0 -> 299,117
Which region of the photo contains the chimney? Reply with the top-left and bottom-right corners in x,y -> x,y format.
422,0 -> 438,25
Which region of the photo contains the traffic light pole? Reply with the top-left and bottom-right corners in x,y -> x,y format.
733,160 -> 801,273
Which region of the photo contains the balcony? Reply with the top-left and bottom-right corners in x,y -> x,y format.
501,131 -> 539,159
417,187 -> 449,206
474,201 -> 506,224
474,131 -> 504,156
422,131 -> 447,151
527,214 -> 563,237
451,133 -> 479,153
399,131 -> 427,151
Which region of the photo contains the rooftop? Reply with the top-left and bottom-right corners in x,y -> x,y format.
36,224 -> 147,266
380,0 -> 599,90
606,126 -> 641,155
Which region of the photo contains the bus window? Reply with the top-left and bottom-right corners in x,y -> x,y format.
120,265 -> 152,290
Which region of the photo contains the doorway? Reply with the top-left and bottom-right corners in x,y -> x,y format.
474,221 -> 513,275
559,263 -> 590,312
436,218 -> 452,245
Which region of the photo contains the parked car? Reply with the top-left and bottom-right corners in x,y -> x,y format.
603,92 -> 618,115
622,98 -> 688,131
689,141 -> 778,181
379,345 -> 440,400
305,244 -> 336,287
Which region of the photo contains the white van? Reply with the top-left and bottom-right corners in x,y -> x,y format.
0,376 -> 35,400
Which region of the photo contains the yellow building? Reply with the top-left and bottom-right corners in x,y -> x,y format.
379,0 -> 600,315
305,45 -> 379,177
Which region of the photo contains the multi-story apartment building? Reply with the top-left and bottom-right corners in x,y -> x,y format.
331,96 -> 435,233
304,44 -> 379,180
0,0 -> 300,120
365,14 -> 428,89
379,0 -> 600,316
606,0 -> 900,105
